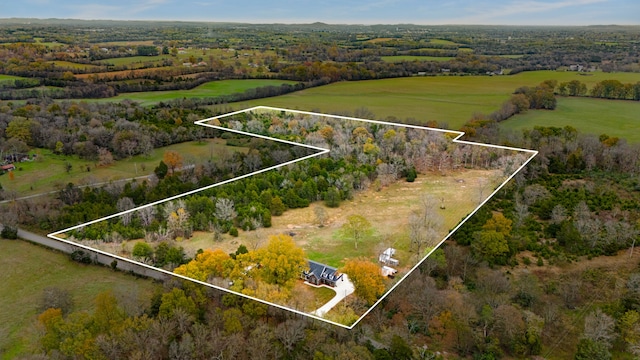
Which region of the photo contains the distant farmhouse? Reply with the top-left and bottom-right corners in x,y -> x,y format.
303,260 -> 343,287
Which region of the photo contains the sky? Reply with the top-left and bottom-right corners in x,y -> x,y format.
1,0 -> 638,25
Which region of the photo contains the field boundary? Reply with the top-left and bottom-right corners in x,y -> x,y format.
48,105 -> 538,329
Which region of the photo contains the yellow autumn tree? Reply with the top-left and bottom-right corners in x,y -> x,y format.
253,234 -> 306,288
341,258 -> 385,305
482,212 -> 512,237
174,248 -> 233,281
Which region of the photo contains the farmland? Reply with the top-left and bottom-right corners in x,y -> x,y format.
91,79 -> 299,106
380,55 -> 454,62
0,239 -> 160,359
230,70 -> 640,129
502,97 -> 640,142
1,139 -> 246,197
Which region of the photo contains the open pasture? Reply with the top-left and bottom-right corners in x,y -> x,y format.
0,74 -> 26,81
160,169 -> 502,270
0,239 -> 159,359
501,97 -> 640,142
230,71 -> 640,129
380,55 -> 454,62
2,139 -> 244,197
48,60 -> 102,70
91,79 -> 298,106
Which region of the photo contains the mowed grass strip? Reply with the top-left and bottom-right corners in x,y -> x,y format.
0,239 -> 159,359
230,71 -> 640,129
91,79 -> 299,106
501,97 -> 640,142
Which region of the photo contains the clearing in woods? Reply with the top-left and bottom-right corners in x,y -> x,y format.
49,106 -> 536,328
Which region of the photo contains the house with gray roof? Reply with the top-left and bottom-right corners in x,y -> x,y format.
302,260 -> 343,287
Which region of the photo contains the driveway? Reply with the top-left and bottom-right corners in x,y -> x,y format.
311,274 -> 355,317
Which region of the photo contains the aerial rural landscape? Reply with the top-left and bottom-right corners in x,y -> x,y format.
1,1 -> 640,358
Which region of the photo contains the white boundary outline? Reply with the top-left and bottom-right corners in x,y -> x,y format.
48,105 -> 537,329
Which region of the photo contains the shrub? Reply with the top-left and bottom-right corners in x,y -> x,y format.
1,225 -> 18,239
229,227 -> 239,237
406,166 -> 417,182
70,249 -> 92,264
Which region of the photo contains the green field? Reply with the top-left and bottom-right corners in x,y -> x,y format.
48,60 -> 101,70
0,74 -> 26,86
501,97 -> 640,142
3,139 -> 245,197
380,55 -> 454,62
100,55 -> 173,66
428,39 -> 459,45
0,239 -> 159,359
93,79 -> 299,106
0,75 -> 25,81
229,71 -> 640,130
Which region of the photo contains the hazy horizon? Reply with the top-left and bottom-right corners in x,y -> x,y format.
1,0 -> 638,26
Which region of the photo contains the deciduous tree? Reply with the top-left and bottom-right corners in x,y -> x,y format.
341,214 -> 372,250
342,258 -> 385,305
174,248 -> 232,281
253,234 -> 306,287
163,151 -> 183,173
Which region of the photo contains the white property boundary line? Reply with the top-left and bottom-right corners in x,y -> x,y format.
48,105 -> 538,329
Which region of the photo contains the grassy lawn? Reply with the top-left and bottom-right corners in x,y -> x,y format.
2,138 -> 245,197
0,239 -> 160,359
229,71 -> 640,130
501,97 -> 640,142
380,55 -> 454,62
90,79 -> 299,106
289,282 -> 336,313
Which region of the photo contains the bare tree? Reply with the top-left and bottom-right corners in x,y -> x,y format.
138,206 -> 156,227
276,319 -> 306,356
583,308 -> 615,347
314,205 -> 327,227
244,149 -> 263,172
215,198 -> 236,222
116,197 -> 136,226
39,287 -> 73,314
551,204 -> 567,224
513,194 -> 529,229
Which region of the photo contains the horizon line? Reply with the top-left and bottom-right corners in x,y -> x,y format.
1,17 -> 638,27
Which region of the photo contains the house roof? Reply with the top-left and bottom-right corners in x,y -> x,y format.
305,260 -> 343,283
